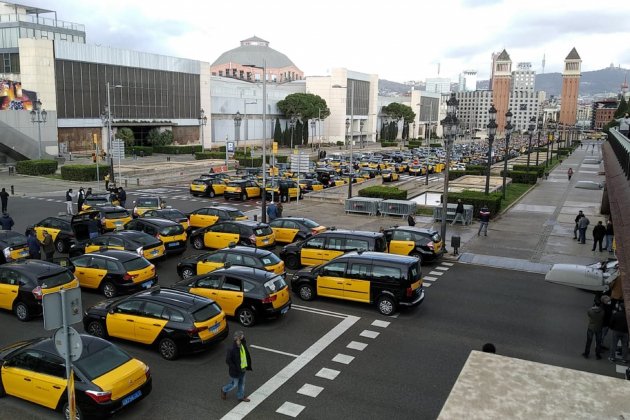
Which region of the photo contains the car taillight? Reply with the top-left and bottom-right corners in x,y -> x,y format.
122,273 -> 134,282
406,287 -> 413,297
311,229 -> 320,235
85,390 -> 112,404
187,325 -> 208,337
144,365 -> 151,380
262,295 -> 277,304
249,234 -> 256,244
32,286 -> 43,300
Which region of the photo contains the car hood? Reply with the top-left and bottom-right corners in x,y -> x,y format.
544,264 -> 608,291
295,265 -> 318,277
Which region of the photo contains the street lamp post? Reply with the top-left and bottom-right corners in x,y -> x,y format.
289,116 -> 297,150
199,108 -> 208,147
29,99 -> 47,160
485,105 -> 497,195
535,116 -> 542,166
234,111 -> 242,150
310,120 -> 316,151
346,118 -> 353,198
347,81 -> 355,199
526,116 -> 536,170
502,110 -> 514,199
545,122 -> 551,168
101,83 -> 123,186
439,93 -> 459,249
383,116 -> 390,142
359,120 -> 365,149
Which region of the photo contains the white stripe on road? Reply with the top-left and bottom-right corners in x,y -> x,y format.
332,353 -> 355,365
424,283 -> 432,287
292,306 -> 347,319
441,262 -> 454,266
276,402 -> 305,418
297,383 -> 324,398
347,341 -> 368,351
435,266 -> 449,271
359,330 -> 380,339
315,368 -> 340,380
428,271 -> 444,276
292,304 -> 352,319
371,320 -> 390,328
423,276 -> 438,281
249,345 -> 298,358
221,315 -> 359,420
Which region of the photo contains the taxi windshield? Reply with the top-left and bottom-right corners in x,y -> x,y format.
122,257 -> 151,272
103,210 -> 129,219
74,342 -> 132,380
136,198 -> 159,207
39,269 -> 74,288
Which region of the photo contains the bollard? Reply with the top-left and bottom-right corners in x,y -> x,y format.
69,152 -> 72,161
137,178 -> 140,186
10,185 -> 14,195
167,156 -> 171,162
124,179 -> 128,187
253,214 -> 258,221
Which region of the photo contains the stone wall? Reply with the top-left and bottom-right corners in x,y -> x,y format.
58,127 -> 101,152
172,126 -> 200,145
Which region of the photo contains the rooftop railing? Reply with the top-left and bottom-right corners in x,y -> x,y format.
0,13 -> 85,32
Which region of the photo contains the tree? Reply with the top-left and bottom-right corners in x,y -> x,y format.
614,97 -> 629,119
382,103 -> 416,125
273,118 -> 282,143
147,128 -> 161,145
116,127 -> 135,147
277,93 -> 330,121
147,128 -> 174,146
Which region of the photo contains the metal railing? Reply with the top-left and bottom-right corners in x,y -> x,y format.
344,197 -> 382,216
378,200 -> 417,218
609,128 -> 630,179
0,13 -> 85,31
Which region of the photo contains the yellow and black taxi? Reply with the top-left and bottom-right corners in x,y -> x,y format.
142,208 -> 190,231
177,245 -> 285,279
71,231 -> 166,261
188,206 -> 247,230
33,210 -> 102,253
125,218 -> 187,255
189,177 -> 227,198
199,172 -> 231,182
382,226 -> 444,263
291,251 -> 424,316
408,164 -> 424,176
189,221 -> 275,250
357,168 -> 378,179
280,229 -> 387,270
265,180 -> 302,202
68,250 -> 157,298
0,335 -> 152,419
172,266 -> 291,327
269,217 -> 326,244
132,196 -> 166,218
299,179 -> 325,192
87,205 -> 132,232
381,169 -> 400,182
83,287 -> 228,360
0,260 -> 79,321
82,193 -> 112,210
224,180 -> 262,201
0,231 -> 29,264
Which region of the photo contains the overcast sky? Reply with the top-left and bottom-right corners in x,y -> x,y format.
28,0 -> 630,82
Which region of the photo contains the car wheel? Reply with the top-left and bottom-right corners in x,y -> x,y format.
209,190 -> 216,198
191,193 -> 198,197
181,267 -> 195,279
241,193 -> 248,201
63,401 -> 83,420
285,254 -> 300,270
410,252 -> 423,265
102,281 -> 117,298
237,307 -> 256,327
14,301 -> 31,322
86,320 -> 106,338
377,295 -> 397,316
158,337 -> 179,360
55,239 -> 67,253
298,283 -> 315,301
192,236 -> 204,250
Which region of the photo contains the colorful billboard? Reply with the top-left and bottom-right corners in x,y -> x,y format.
0,80 -> 38,110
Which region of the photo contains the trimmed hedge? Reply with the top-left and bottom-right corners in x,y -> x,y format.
153,145 -> 202,154
447,190 -> 502,219
512,164 -> 544,178
358,186 -> 407,200
500,170 -> 538,184
238,158 -> 262,168
216,146 -> 252,157
129,146 -> 153,156
195,152 -> 226,160
15,160 -> 58,176
429,143 -> 443,148
61,164 -> 109,181
449,170 -> 466,180
380,142 -> 397,147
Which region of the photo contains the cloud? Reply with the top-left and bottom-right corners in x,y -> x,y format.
460,0 -> 502,7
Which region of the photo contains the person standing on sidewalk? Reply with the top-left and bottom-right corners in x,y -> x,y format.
582,299 -> 604,359
605,219 -> 614,253
451,199 -> 465,225
608,303 -> 629,363
573,210 -> 584,240
0,212 -> 14,230
601,295 -> 613,350
221,331 -> 252,402
578,213 -> 590,244
567,167 -> 574,181
26,229 -> 40,260
478,206 -> 490,236
41,230 -> 55,262
104,173 -> 110,190
407,213 -> 416,226
0,187 -> 9,213
65,188 -> 75,215
592,221 -> 606,252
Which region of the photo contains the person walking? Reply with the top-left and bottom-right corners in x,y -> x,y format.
592,221 -> 606,252
118,187 -> 127,208
601,295 -> 613,350
77,187 -> 85,212
85,187 -> 93,198
104,173 -> 110,190
478,206 -> 490,236
578,213 -> 590,244
582,299 -> 605,359
266,202 -> 278,222
407,213 -> 416,227
0,187 -> 9,213
451,199 -> 465,225
42,230 -> 55,262
26,229 -> 40,260
605,220 -> 614,253
65,188 -> 75,215
567,167 -> 574,181
616,112 -> 630,137
573,210 -> 584,240
221,331 -> 252,402
0,212 -> 14,230
608,303 -> 629,363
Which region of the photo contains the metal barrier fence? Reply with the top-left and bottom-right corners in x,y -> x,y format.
378,199 -> 417,218
345,197 -> 383,216
433,204 -> 474,225
609,129 -> 630,179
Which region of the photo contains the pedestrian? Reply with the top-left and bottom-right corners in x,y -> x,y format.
266,202 -> 278,221
573,210 -> 584,240
616,112 -> 630,137
65,188 -> 75,215
605,219 -> 614,253
41,230 -> 54,262
118,187 -> 127,208
77,187 -> 85,212
451,199 -> 465,225
592,220 -> 606,252
276,202 -> 283,218
104,173 -> 110,190
582,298 -> 604,359
0,187 -> 9,213
478,206 -> 490,236
221,330 -> 252,402
609,302 -> 629,363
601,295 -> 613,350
567,167 -> 574,181
85,187 -> 92,198
26,229 -> 40,260
578,213 -> 590,244
0,212 -> 14,230
407,213 -> 416,226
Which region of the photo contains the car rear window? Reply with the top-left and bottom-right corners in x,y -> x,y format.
159,225 -> 184,236
104,210 -> 129,219
261,252 -> 281,266
228,210 -> 245,218
137,198 -> 159,207
254,226 -> 273,236
192,180 -> 206,185
39,269 -> 75,288
374,237 -> 387,252
122,257 -> 151,272
2,233 -> 26,247
193,303 -> 222,322
74,343 -> 132,381
264,276 -> 287,294
302,219 -> 319,228
409,262 -> 422,282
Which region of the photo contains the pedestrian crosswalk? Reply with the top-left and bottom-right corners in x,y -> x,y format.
422,261 -> 454,288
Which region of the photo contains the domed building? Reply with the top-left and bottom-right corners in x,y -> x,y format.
211,36 -> 303,83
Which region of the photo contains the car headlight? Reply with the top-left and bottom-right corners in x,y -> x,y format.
136,247 -> 143,256
3,247 -> 11,260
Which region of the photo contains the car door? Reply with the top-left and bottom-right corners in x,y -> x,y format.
0,268 -> 19,310
85,236 -> 109,253
316,261 -> 347,299
70,255 -> 95,289
86,256 -> 108,290
105,299 -> 144,341
216,276 -> 244,316
345,262 -> 372,303
246,181 -> 260,198
300,236 -> 326,266
34,218 -> 61,243
24,351 -> 67,409
135,301 -> 168,344
322,236 -> 345,262
197,251 -> 226,274
387,230 -> 414,256
269,219 -> 287,243
1,350 -> 64,407
281,220 -> 301,243
204,224 -> 224,249
217,223 -> 240,249
189,275 -> 222,301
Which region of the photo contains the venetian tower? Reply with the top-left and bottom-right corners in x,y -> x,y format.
559,48 -> 581,126
491,49 -> 512,133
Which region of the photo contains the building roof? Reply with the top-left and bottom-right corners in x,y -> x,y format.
496,49 -> 511,61
566,47 -> 581,60
211,36 -> 299,69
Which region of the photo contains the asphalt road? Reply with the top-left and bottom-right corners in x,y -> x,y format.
0,191 -> 616,420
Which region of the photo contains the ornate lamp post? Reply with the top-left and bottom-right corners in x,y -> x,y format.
310,120 -> 316,151
233,111 -> 242,150
346,118 -> 353,199
535,115 -> 542,167
485,105 -> 497,195
199,108 -> 208,147
30,99 -> 47,160
526,116 -> 536,170
502,110 -> 514,199
359,120 -> 365,149
289,115 -> 297,150
439,93 -> 459,249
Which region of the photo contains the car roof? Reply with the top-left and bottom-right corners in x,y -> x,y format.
220,245 -> 272,256
138,218 -> 179,227
106,230 -> 153,240
320,229 -> 382,238
0,230 -> 25,240
388,226 -> 438,235
99,206 -> 127,213
221,220 -> 267,227
89,250 -> 142,262
275,217 -> 311,223
3,259 -> 68,275
134,287 -> 212,311
27,335 -> 112,359
340,251 -> 418,264
208,206 -> 240,212
210,265 -> 277,280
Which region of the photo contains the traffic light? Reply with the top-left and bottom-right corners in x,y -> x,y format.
91,152 -> 96,163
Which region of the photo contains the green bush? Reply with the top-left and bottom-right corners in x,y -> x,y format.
358,186 -> 407,200
276,156 -> 288,164
15,160 -> 58,176
407,142 -> 423,148
500,170 -> 538,184
336,141 -> 344,146
61,164 -> 109,181
195,152 -> 226,160
129,146 -> 153,156
429,143 -> 443,148
447,190 -> 502,218
512,164 -> 544,178
449,170 -> 466,180
238,158 -> 262,168
153,145 -> 202,154
380,142 -> 397,147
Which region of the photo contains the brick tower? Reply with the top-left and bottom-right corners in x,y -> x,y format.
491,49 -> 512,133
559,48 -> 581,126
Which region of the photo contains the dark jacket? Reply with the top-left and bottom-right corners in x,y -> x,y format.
606,222 -> 614,236
593,224 -> 606,240
0,215 -> 14,230
587,305 -> 605,331
0,191 -> 8,204
602,302 -> 613,327
574,213 -> 584,226
479,208 -> 490,223
407,214 -> 416,226
118,189 -> 127,202
226,339 -> 252,378
455,202 -> 464,214
42,233 -> 54,254
609,309 -> 629,334
27,234 -> 40,256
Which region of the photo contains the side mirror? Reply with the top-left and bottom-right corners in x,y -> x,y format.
108,308 -> 115,314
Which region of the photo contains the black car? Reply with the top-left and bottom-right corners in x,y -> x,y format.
125,218 -> 187,255
141,208 -> 189,230
83,287 -> 229,360
189,221 -> 275,250
69,230 -> 166,261
382,226 -> 444,263
33,210 -> 102,253
0,230 -> 29,263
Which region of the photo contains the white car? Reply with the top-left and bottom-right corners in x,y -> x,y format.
545,259 -> 618,292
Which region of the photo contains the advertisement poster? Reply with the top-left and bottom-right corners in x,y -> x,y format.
0,79 -> 38,110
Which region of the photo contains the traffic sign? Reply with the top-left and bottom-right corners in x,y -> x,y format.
290,154 -> 310,173
227,142 -> 235,153
42,287 -> 82,331
272,142 -> 278,154
53,327 -> 83,361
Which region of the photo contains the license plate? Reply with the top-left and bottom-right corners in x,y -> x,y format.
115,221 -> 123,226
281,306 -> 289,315
168,241 -> 179,248
142,281 -> 153,289
263,239 -> 269,244
122,390 -> 141,406
210,322 -> 220,333
19,251 -> 29,257
151,249 -> 159,255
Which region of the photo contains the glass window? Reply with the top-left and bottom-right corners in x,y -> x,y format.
345,238 -> 368,251
74,342 -> 131,380
197,276 -> 221,289
371,266 -> 401,283
71,255 -> 91,267
122,257 -> 151,272
115,300 -> 142,315
225,253 -> 243,265
192,303 -> 221,322
305,237 -> 325,249
284,221 -> 300,229
348,263 -> 371,280
392,230 -> 413,241
108,237 -> 125,247
89,257 -> 108,270
269,220 -> 282,228
210,224 -> 224,233
327,238 -> 344,250
321,262 -> 346,277
222,276 -> 242,291
242,256 -> 258,267
243,280 -> 256,293
204,252 -> 225,263
164,307 -> 185,322
142,302 -> 164,318
224,224 -> 240,234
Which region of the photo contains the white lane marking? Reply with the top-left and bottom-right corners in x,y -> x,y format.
221,315 -> 359,420
292,304 -> 352,318
360,330 -> 380,339
424,283 -> 432,287
428,271 -> 444,276
391,313 -> 400,318
297,383 -> 324,398
347,341 -> 368,351
332,353 -> 354,365
276,402 -> 305,418
616,364 -> 628,374
316,368 -> 340,380
292,306 -> 346,319
441,262 -> 454,266
249,345 -> 298,358
371,320 -> 390,328
435,266 -> 449,271
423,276 -> 438,281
